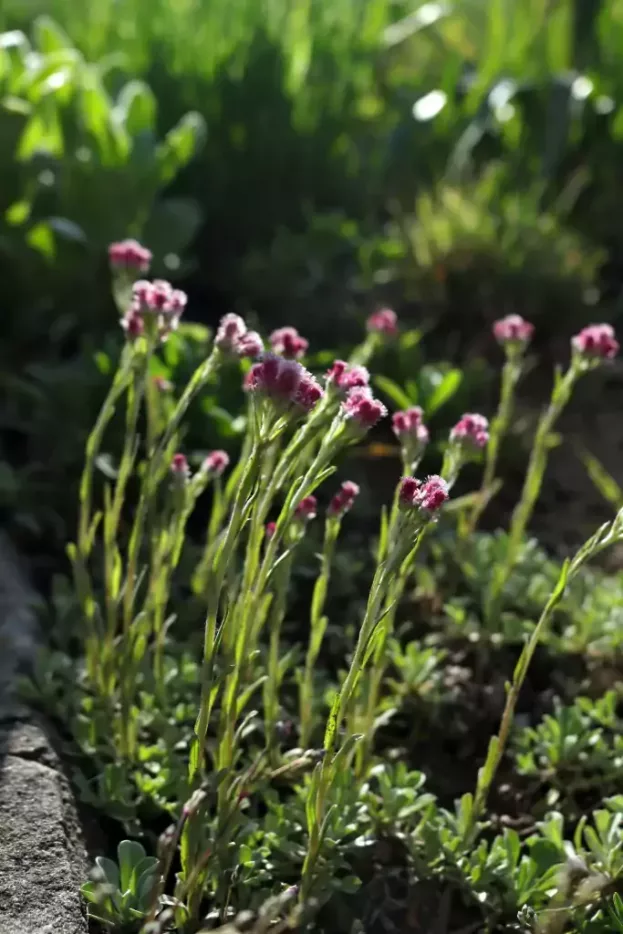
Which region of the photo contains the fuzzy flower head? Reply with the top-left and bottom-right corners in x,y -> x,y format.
326,360 -> 370,396
237,330 -> 264,358
342,387 -> 388,433
203,450 -> 230,477
244,354 -> 324,414
415,475 -> 449,515
328,480 -> 360,517
295,495 -> 318,522
270,327 -> 309,360
493,315 -> 534,353
121,308 -> 145,341
367,308 -> 398,337
392,407 -> 429,465
399,475 -> 448,517
572,324 -> 619,365
215,314 -> 247,354
108,239 -> 152,274
450,413 -> 489,452
127,279 -> 187,342
265,521 -> 277,539
171,453 -> 190,479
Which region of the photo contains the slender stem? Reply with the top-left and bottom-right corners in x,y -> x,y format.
299,519 -> 339,748
464,353 -> 523,537
485,366 -> 579,626
264,551 -> 294,763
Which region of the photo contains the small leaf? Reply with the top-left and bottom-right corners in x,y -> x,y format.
426,368 -> 463,415
117,840 -> 146,892
373,375 -> 413,410
95,856 -> 120,889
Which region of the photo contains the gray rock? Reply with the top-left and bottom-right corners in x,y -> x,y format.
0,535 -> 88,934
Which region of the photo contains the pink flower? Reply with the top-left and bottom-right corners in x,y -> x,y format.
398,476 -> 421,508
108,239 -> 152,273
572,324 -> 619,362
215,314 -> 247,354
392,407 -> 429,444
414,475 -> 449,514
130,279 -> 187,340
326,360 -> 370,394
237,330 -> 264,358
328,480 -> 360,517
295,372 -> 324,412
295,495 -> 317,521
270,327 -> 309,360
450,413 -> 489,450
245,355 -> 323,413
203,450 -> 229,476
121,309 -> 145,340
342,387 -> 388,431
171,453 -> 190,478
265,521 -> 277,539
400,475 -> 449,515
493,315 -> 534,348
367,308 -> 398,337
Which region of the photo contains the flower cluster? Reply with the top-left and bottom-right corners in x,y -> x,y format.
270,327 -> 309,360
215,314 -> 263,358
392,407 -> 429,465
342,388 -> 387,431
450,413 -> 489,452
572,324 -> 619,363
493,314 -> 534,351
244,354 -> 324,413
399,475 -> 449,516
122,279 -> 187,342
326,360 -> 370,394
295,496 -> 318,521
108,239 -> 152,274
367,308 -> 398,337
203,450 -> 229,477
328,481 -> 360,517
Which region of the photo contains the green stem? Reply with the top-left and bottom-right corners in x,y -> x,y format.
264,552 -> 294,763
466,506 -> 623,843
464,353 -> 523,537
485,365 -> 579,626
299,518 -> 339,748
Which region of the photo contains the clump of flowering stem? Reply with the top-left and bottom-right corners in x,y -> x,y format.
486,321 -> 619,625
461,314 -> 534,538
298,481 -> 360,748
351,408 -> 488,774
301,471 -> 448,899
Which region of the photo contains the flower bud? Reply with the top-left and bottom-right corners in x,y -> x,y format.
203,450 -> 229,477
342,387 -> 387,431
493,314 -> 534,352
367,308 -> 398,337
295,495 -> 317,521
237,330 -> 264,358
171,453 -> 190,479
326,360 -> 370,394
327,480 -> 360,517
108,239 -> 152,274
450,413 -> 489,452
215,313 -> 247,353
572,323 -> 619,363
269,326 -> 309,360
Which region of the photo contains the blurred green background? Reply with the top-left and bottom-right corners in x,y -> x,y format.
1,0 -> 622,564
